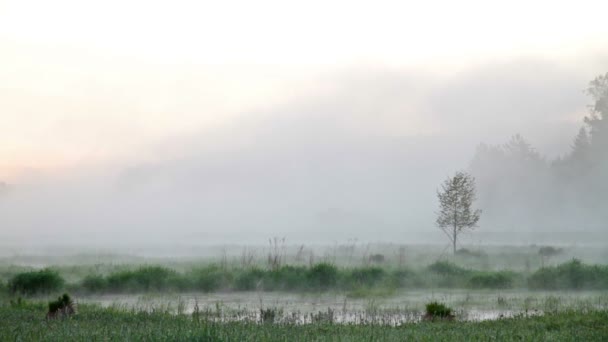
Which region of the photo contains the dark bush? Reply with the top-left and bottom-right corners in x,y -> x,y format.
267,266 -> 307,291
528,259 -> 608,290
348,267 -> 386,288
425,301 -> 452,318
260,307 -> 280,323
234,268 -> 266,291
427,261 -> 470,276
191,265 -> 232,292
427,261 -> 472,287
369,254 -> 385,263
106,266 -> 177,292
388,269 -> 420,288
81,275 -> 107,292
469,271 -> 514,289
8,269 -> 64,295
307,263 -> 338,290
47,293 -> 76,319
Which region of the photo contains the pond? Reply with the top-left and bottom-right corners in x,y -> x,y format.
76,289 -> 607,324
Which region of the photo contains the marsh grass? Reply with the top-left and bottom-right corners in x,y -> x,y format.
1,302 -> 607,341
5,260 -> 608,296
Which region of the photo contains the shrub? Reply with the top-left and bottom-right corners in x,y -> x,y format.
387,269 -> 420,288
427,261 -> 470,276
234,268 -> 266,291
106,266 -> 177,292
260,307 -> 281,324
368,254 -> 385,263
425,301 -> 452,318
191,265 -> 232,292
528,259 -> 608,290
469,271 -> 514,289
47,293 -> 76,319
81,275 -> 107,292
348,267 -> 386,288
307,263 -> 338,290
427,261 -> 472,287
8,269 -> 65,295
267,266 -> 307,291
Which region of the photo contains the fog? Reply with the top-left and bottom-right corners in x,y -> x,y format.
2,57 -> 608,249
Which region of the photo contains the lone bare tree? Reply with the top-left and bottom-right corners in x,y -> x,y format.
436,171 -> 482,254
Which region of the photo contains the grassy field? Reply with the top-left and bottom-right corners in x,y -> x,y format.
1,303 -> 606,341
1,244 -> 607,340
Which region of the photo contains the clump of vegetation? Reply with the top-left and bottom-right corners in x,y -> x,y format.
191,265 -> 233,292
54,259 -> 608,294
105,266 -> 180,292
528,259 -> 608,290
469,271 -> 514,289
427,261 -> 473,287
307,263 -> 338,290
368,254 -> 385,264
8,269 -> 64,295
424,301 -> 453,320
47,293 -> 76,320
81,275 -> 107,292
260,307 -> 281,324
234,267 -> 266,291
267,265 -> 308,290
347,267 -> 386,288
427,261 -> 470,276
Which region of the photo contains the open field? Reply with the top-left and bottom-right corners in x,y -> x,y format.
1,302 -> 607,341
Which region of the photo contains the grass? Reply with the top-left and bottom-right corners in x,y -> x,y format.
0,303 -> 607,341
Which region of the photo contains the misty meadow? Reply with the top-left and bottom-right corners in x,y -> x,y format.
2,1 -> 608,341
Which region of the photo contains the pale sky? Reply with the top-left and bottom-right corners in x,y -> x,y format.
1,0 -> 608,180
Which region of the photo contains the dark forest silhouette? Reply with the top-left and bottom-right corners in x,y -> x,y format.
470,73 -> 608,230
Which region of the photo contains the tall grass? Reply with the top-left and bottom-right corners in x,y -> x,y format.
1,303 -> 607,341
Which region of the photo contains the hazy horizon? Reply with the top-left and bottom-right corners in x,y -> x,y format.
2,1 -> 608,246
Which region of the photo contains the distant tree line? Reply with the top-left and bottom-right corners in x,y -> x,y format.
469,73 -> 608,230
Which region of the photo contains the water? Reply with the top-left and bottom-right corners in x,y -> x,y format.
76,289 -> 605,324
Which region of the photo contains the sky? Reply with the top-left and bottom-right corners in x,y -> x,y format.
1,0 -> 608,244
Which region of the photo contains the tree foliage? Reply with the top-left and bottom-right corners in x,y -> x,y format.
436,171 -> 481,254
469,72 -> 608,230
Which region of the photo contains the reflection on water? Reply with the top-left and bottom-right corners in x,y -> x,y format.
77,289 -> 606,324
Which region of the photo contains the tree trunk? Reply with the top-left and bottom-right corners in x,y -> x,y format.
453,225 -> 457,254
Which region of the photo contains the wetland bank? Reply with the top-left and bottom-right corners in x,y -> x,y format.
2,243 -> 608,340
